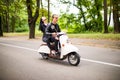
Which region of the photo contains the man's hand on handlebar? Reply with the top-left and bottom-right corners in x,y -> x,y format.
52,32 -> 57,37
52,32 -> 59,40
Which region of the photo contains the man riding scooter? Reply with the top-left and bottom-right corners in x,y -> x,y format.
38,14 -> 80,66
45,14 -> 61,56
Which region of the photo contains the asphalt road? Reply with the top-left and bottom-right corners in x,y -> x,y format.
0,37 -> 120,80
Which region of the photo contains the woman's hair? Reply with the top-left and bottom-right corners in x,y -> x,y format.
40,18 -> 44,25
39,18 -> 44,31
40,17 -> 46,24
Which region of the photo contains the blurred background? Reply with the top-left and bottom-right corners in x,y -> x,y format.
0,0 -> 120,39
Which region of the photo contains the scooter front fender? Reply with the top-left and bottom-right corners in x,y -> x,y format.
60,44 -> 79,58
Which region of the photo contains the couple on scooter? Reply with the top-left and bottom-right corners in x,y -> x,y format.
39,14 -> 61,56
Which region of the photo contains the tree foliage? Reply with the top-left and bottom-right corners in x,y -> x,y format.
0,0 -> 28,33
0,0 -> 120,37
59,0 -> 120,33
0,0 -> 49,37
112,0 -> 120,33
59,0 -> 103,33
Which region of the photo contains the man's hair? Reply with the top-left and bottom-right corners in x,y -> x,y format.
52,14 -> 58,19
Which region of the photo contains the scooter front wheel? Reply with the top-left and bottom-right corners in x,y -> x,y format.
68,52 -> 80,66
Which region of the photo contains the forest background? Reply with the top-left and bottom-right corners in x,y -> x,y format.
0,0 -> 120,40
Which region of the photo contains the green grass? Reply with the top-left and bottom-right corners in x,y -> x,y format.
3,32 -> 120,40
68,33 -> 120,40
3,32 -> 29,37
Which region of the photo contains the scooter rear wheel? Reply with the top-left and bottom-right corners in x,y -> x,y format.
68,52 -> 80,66
40,53 -> 48,59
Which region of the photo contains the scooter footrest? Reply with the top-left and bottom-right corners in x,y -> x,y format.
41,43 -> 47,46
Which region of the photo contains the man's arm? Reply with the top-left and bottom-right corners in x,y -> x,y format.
45,24 -> 52,36
57,24 -> 61,32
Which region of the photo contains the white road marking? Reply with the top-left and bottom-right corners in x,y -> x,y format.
0,43 -> 37,52
0,42 -> 120,68
81,58 -> 120,68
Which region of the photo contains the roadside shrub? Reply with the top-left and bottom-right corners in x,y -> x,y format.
15,26 -> 29,32
108,27 -> 114,33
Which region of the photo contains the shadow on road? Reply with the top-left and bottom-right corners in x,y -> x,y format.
38,58 -> 80,67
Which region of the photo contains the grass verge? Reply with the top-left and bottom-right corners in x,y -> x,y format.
68,33 -> 120,40
3,32 -> 120,41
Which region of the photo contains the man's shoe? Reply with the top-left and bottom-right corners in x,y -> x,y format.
51,50 -> 56,55
55,52 -> 60,57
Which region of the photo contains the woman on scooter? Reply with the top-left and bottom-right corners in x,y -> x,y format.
46,14 -> 61,55
39,17 -> 48,42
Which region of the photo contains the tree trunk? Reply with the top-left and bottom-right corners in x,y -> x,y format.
5,12 -> 10,32
6,0 -> 10,32
95,0 -> 102,31
78,2 -> 88,30
29,22 -> 35,38
0,16 -> 3,37
113,0 -> 120,33
107,0 -> 112,27
48,0 -> 50,23
26,0 -> 40,39
103,0 -> 108,33
41,0 -> 43,16
11,16 -> 15,32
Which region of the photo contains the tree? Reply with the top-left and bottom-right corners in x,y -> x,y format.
113,0 -> 120,33
26,0 -> 40,39
0,0 -> 9,33
4,0 -> 10,32
103,0 -> 108,33
59,0 -> 103,32
40,0 -> 43,16
1,0 -> 20,33
0,0 -> 5,36
48,0 -> 50,23
0,16 -> 3,36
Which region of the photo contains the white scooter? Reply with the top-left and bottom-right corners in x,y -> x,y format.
38,32 -> 80,66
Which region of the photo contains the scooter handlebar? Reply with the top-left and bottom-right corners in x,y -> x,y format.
57,32 -> 66,35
